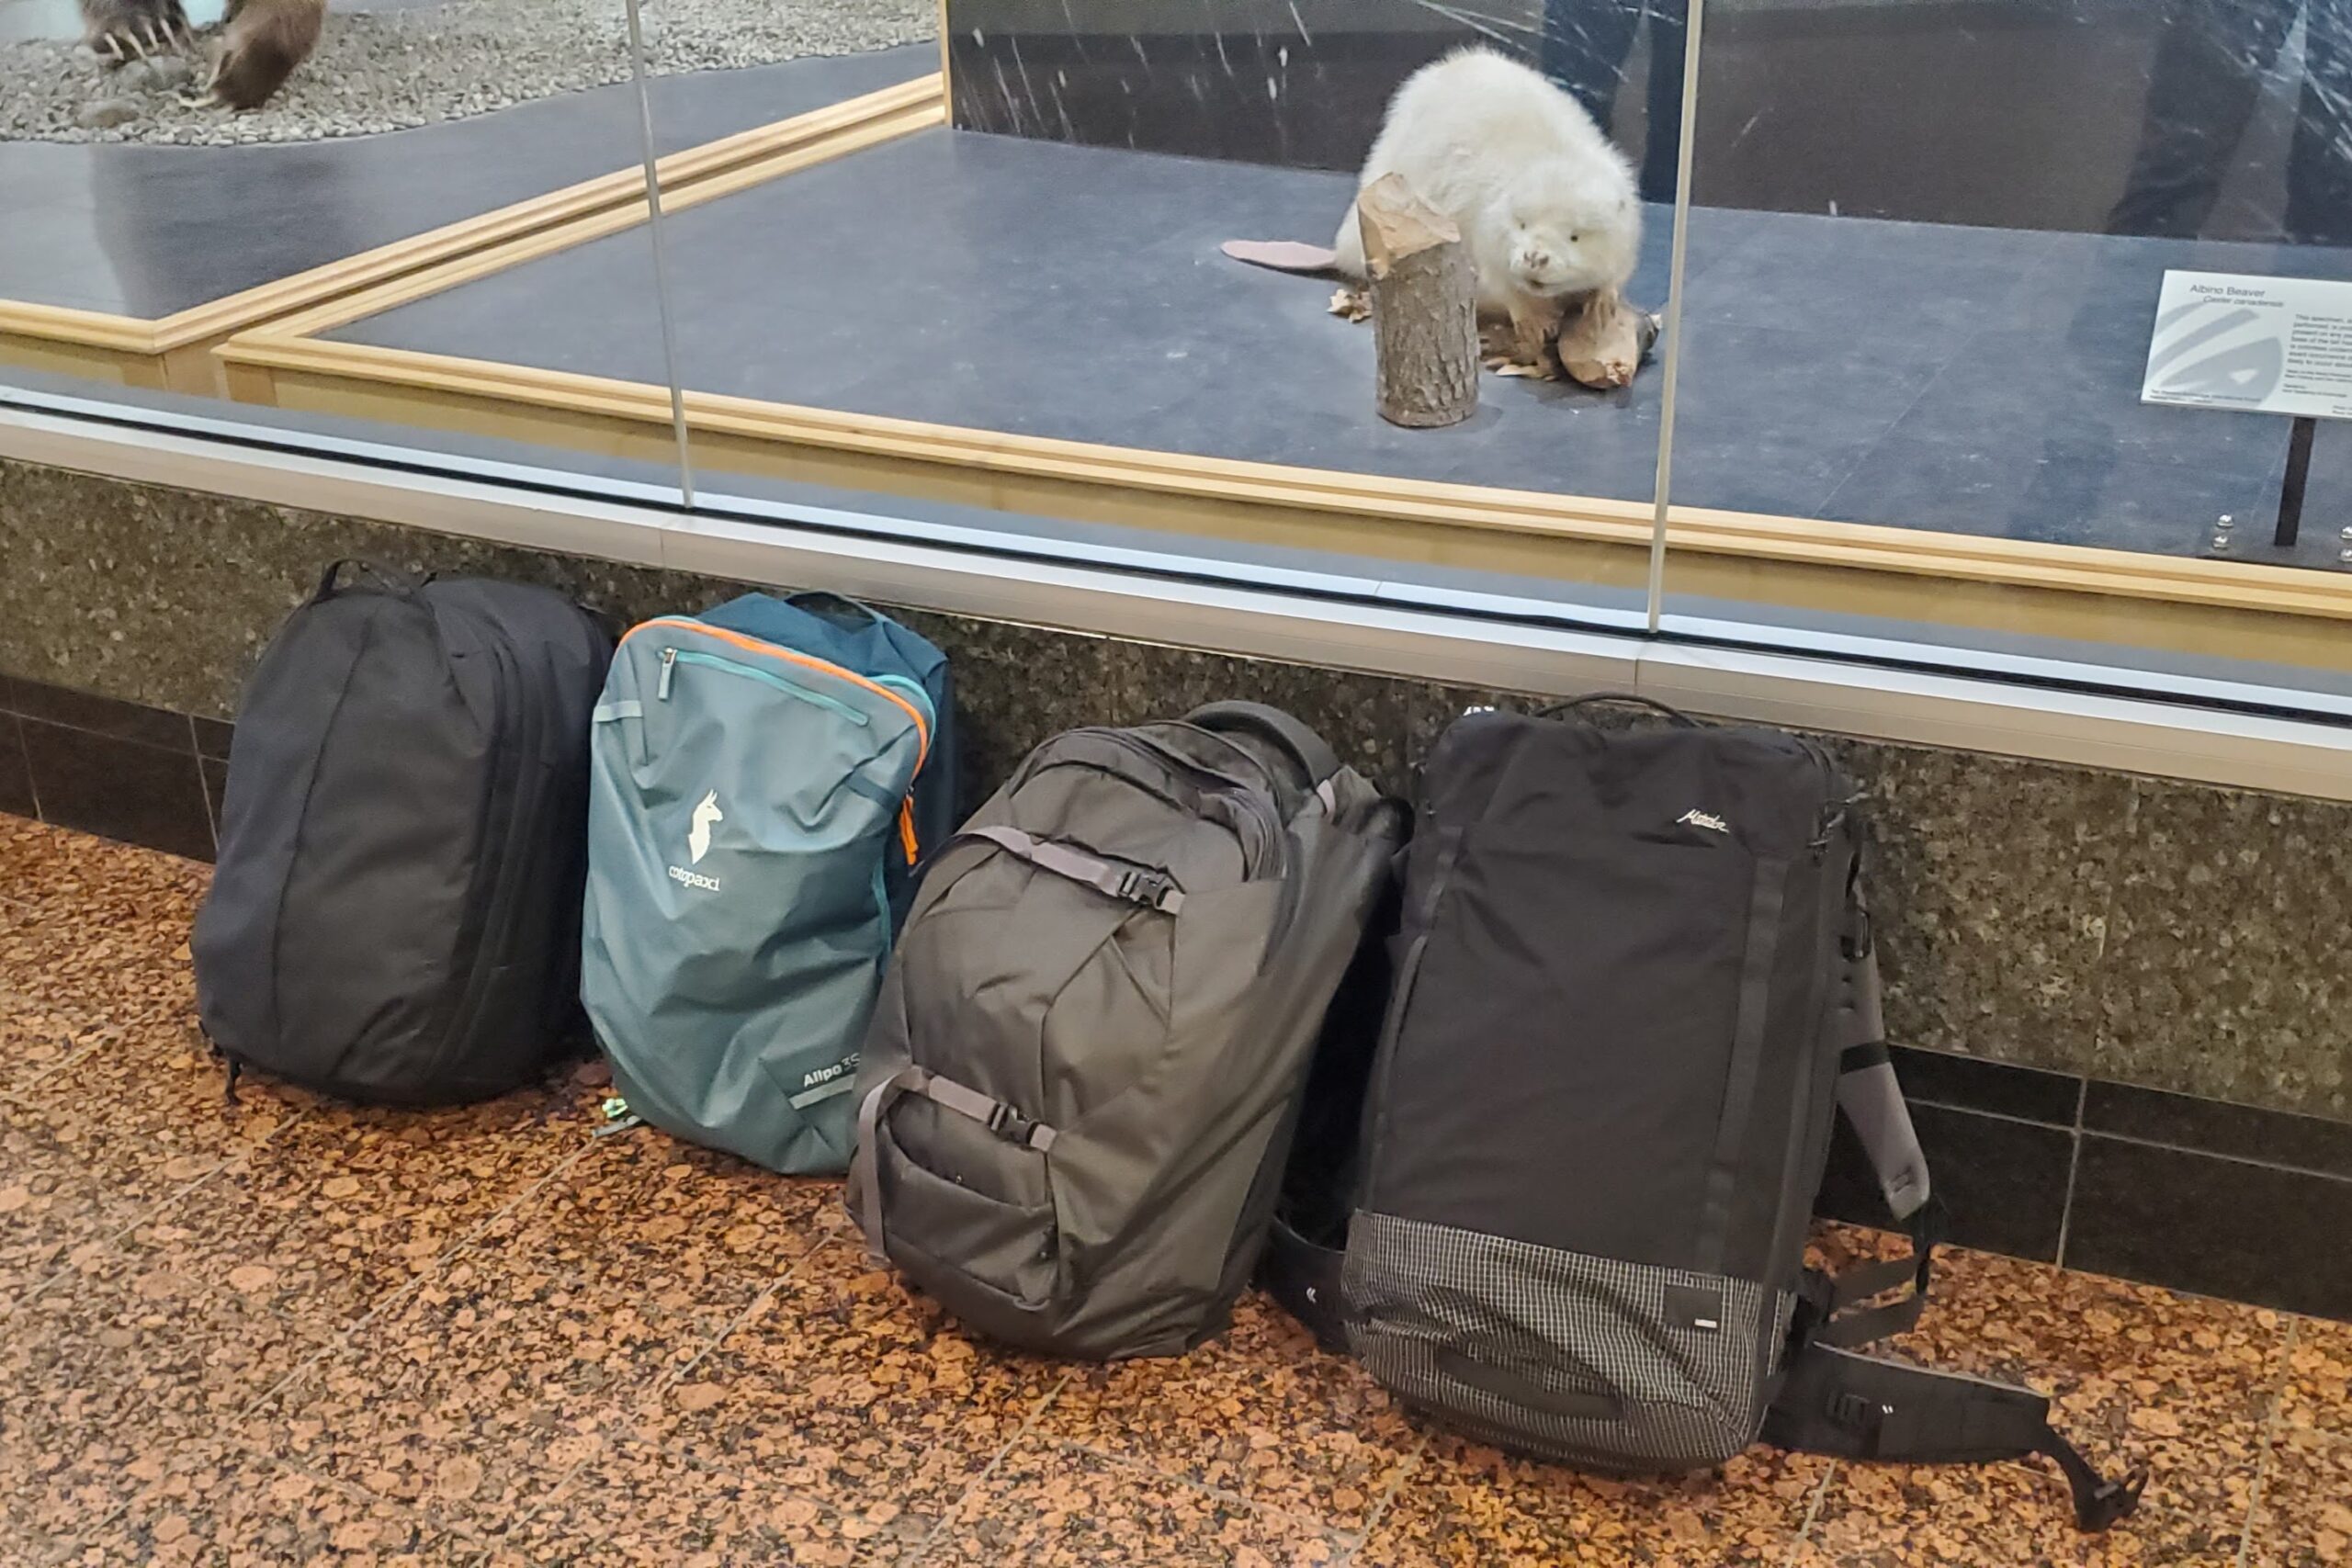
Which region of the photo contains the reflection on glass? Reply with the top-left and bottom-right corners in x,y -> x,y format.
0,0 -> 763,504
633,0 -> 1687,631
2110,0 -> 2352,246
1657,0 -> 2352,686
1543,0 -> 1688,203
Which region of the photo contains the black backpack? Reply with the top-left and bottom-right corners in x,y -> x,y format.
1262,697 -> 2144,1532
192,562 -> 614,1104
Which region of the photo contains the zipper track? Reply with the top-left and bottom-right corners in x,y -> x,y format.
624,616 -> 932,774
672,649 -> 872,726
429,606 -> 523,1078
872,672 -> 936,729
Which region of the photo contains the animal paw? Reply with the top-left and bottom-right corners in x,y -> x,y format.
86,0 -> 193,63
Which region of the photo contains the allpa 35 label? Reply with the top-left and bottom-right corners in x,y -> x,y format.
787,1054 -> 860,1109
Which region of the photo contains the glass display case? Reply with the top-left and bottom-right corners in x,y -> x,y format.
1657,0 -> 2352,690
4,0 -> 2346,701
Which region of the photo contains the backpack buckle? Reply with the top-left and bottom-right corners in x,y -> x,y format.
1828,1391 -> 1892,1455
2082,1472 -> 2148,1532
1117,868 -> 1183,914
987,1101 -> 1038,1145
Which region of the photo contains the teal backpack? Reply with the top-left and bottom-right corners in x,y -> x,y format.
581,592 -> 952,1174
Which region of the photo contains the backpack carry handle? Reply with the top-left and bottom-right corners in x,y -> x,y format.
1537,693 -> 1703,728
1187,701 -> 1342,788
576,603 -> 627,646
785,590 -> 885,626
312,558 -> 429,603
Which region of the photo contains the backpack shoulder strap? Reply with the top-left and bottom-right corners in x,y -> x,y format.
1829,887 -> 1931,1224
1810,894 -> 1941,1347
1766,1344 -> 2147,1532
1779,877 -> 2146,1535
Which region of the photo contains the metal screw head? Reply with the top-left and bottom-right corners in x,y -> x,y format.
2340,525 -> 2352,541
2211,536 -> 2233,552
2340,547 -> 2352,564
2219,513 -> 2235,525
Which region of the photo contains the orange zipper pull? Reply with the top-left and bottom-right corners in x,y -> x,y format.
899,799 -> 920,865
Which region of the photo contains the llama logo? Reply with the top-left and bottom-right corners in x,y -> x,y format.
689,791 -> 723,864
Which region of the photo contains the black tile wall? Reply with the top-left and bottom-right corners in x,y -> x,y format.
199,756 -> 228,848
18,716 -> 215,863
1853,1043 -> 2352,1318
1818,1044 -> 2078,1259
2065,1136 -> 2352,1321
1817,1095 -> 2072,1262
1891,1043 -> 2082,1125
2085,1079 -> 2352,1181
1904,1101 -> 2074,1262
10,676 -> 198,750
4,677 -> 216,863
0,712 -> 34,821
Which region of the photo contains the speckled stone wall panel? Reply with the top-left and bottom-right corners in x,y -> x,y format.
2098,785 -> 2352,1116
1114,639 -> 1419,790
1810,738 -> 2133,1077
0,459 -> 711,722
892,613 -> 1148,815
5,459 -> 2350,1123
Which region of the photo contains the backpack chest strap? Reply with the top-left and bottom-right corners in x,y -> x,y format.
966,825 -> 1187,914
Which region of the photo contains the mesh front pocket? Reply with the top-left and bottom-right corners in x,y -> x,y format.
1342,1211 -> 1788,1472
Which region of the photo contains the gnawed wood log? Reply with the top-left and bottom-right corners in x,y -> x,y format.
1357,173 -> 1479,429
1554,286 -> 1657,389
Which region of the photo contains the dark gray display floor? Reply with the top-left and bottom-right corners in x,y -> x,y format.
325,125 -> 2351,564
0,46 -> 930,320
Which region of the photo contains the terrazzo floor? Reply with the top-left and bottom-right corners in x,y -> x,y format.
3,811 -> 2350,1567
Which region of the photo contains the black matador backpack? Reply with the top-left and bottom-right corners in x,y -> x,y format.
194,561 -> 613,1103
1261,697 -> 2145,1532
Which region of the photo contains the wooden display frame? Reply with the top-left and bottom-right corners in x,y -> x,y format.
205,64 -> 2352,674
0,73 -> 944,397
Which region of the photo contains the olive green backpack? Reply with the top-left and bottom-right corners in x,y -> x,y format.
846,702 -> 1407,1359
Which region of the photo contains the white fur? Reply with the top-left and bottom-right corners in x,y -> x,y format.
1334,48 -> 1640,332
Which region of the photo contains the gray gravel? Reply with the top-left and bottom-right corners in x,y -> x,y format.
0,0 -> 933,144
